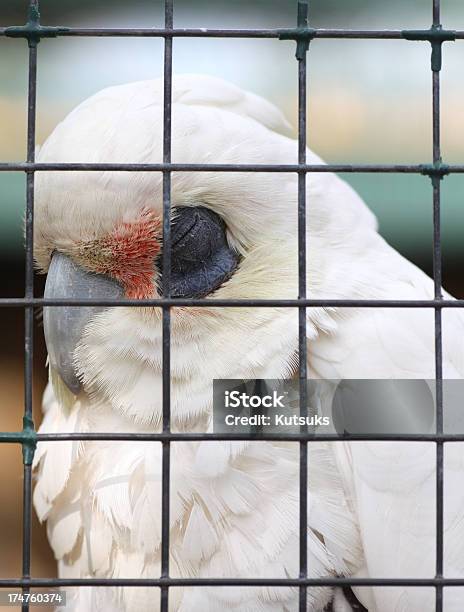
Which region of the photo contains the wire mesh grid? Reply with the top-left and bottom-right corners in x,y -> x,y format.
0,0 -> 463,610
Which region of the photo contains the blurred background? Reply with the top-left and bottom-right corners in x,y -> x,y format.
0,0 -> 463,598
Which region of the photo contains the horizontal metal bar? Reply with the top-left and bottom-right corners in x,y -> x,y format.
0,298 -> 462,308
403,27 -> 456,44
1,26 -> 464,40
5,432 -> 464,444
1,162 -> 464,174
0,577 -> 462,588
31,432 -> 464,442
2,432 -> 464,444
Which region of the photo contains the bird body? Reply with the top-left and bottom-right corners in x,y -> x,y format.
33,75 -> 464,611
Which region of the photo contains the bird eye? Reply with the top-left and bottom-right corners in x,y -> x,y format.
159,206 -> 239,298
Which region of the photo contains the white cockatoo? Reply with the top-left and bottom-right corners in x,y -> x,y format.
32,74 -> 464,612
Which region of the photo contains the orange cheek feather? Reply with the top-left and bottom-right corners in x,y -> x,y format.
76,209 -> 162,299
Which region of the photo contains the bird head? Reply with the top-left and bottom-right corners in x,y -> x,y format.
34,75 -> 370,426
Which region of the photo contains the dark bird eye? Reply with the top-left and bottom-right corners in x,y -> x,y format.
159,206 -> 239,298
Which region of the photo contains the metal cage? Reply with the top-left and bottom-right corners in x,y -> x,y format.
0,0 -> 463,610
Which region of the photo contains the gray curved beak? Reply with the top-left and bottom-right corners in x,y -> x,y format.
43,252 -> 123,394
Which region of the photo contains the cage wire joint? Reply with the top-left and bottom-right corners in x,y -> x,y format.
278,1 -> 313,59
21,416 -> 37,466
278,27 -> 315,59
402,25 -> 456,72
0,416 -> 37,466
420,161 -> 450,189
5,5 -> 68,46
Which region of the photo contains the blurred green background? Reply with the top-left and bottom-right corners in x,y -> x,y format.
0,0 -> 462,593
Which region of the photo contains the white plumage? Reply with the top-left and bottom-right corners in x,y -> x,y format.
32,74 -> 464,611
